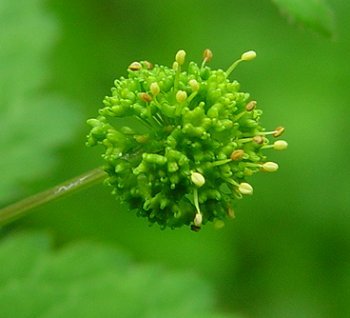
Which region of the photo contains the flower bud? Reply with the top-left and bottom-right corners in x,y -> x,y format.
261,161 -> 279,172
189,79 -> 199,91
176,90 -> 187,103
172,61 -> 179,71
175,50 -> 186,65
241,50 -> 257,61
150,82 -> 160,96
191,172 -> 205,187
238,182 -> 253,195
273,140 -> 288,150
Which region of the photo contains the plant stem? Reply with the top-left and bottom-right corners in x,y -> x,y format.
0,167 -> 107,226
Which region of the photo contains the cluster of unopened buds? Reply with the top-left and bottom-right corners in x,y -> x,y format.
87,49 -> 287,231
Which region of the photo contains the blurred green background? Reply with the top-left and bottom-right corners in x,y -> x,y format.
1,0 -> 350,317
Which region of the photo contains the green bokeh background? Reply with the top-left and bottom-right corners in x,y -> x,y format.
2,0 -> 350,317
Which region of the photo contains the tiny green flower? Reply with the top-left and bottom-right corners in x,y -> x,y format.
87,49 -> 287,230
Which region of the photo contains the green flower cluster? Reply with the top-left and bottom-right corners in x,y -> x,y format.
86,49 -> 287,230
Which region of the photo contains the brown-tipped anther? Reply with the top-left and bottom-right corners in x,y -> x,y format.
143,60 -> 153,69
139,92 -> 152,103
253,135 -> 264,144
230,149 -> 245,161
203,49 -> 213,63
128,61 -> 142,71
273,126 -> 285,137
245,100 -> 257,111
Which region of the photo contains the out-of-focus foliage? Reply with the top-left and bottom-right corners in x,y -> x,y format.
0,232 -> 233,318
272,0 -> 335,37
1,0 -> 350,317
0,0 -> 81,204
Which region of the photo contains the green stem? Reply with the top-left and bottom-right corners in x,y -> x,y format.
0,167 -> 107,226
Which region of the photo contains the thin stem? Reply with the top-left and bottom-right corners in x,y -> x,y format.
0,167 -> 107,226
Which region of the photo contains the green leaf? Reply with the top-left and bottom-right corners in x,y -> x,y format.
272,0 -> 335,37
0,0 -> 82,204
0,232 -> 234,318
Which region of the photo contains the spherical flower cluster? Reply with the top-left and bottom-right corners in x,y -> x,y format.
86,49 -> 287,230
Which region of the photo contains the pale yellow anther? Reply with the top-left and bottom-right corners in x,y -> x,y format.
191,172 -> 205,187
261,161 -> 279,172
189,79 -> 200,91
150,82 -> 160,96
194,212 -> 203,227
241,50 -> 257,61
238,182 -> 253,195
175,50 -> 186,65
273,140 -> 288,150
176,90 -> 187,103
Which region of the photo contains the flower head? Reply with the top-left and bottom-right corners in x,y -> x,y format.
87,49 -> 287,230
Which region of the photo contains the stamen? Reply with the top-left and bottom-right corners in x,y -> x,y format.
194,212 -> 203,227
139,92 -> 152,103
262,140 -> 288,150
253,135 -> 264,144
128,61 -> 142,71
201,48 -> 213,68
273,126 -> 285,137
238,182 -> 253,195
273,140 -> 288,150
245,100 -> 257,111
191,172 -> 205,187
261,161 -> 279,172
226,50 -> 257,77
230,149 -> 245,161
